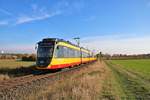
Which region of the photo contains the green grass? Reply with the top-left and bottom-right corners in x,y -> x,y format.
105,60 -> 150,99
0,59 -> 35,69
110,59 -> 150,80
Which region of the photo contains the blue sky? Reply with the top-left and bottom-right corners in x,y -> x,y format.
0,0 -> 150,54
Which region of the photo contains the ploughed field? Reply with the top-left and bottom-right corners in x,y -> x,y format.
0,60 -> 35,80
106,59 -> 150,99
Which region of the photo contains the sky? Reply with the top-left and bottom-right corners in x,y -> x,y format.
0,0 -> 150,54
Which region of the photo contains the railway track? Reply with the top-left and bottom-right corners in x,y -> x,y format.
0,62 -> 95,100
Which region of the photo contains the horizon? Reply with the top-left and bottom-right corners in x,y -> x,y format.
1,0 -> 150,55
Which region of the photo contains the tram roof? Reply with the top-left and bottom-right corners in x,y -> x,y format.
38,38 -> 91,52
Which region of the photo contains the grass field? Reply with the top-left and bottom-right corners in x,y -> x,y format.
28,61 -> 116,100
111,59 -> 150,80
0,59 -> 35,69
0,59 -> 150,99
0,60 -> 35,80
106,59 -> 150,99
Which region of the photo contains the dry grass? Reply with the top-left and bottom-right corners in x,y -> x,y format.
0,59 -> 35,69
29,61 -> 111,100
0,74 -> 10,81
0,60 -> 126,99
0,60 -> 35,80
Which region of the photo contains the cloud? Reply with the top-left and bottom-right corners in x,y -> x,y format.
81,34 -> 150,55
0,9 -> 12,26
53,0 -> 85,16
0,1 -> 85,26
0,20 -> 8,26
14,1 -> 84,25
16,10 -> 61,24
0,8 -> 13,16
15,4 -> 62,25
0,4 -> 62,26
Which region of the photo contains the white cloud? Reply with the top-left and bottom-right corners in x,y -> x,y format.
0,4 -> 62,26
16,11 -> 61,24
0,20 -> 8,26
0,8 -> 13,16
15,4 -> 62,25
0,1 -> 85,26
81,34 -> 150,55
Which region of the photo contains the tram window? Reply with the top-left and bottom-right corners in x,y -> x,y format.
68,48 -> 70,57
85,53 -> 87,58
82,52 -> 88,58
71,49 -> 74,58
86,53 -> 88,57
70,48 -> 74,58
56,46 -> 64,58
84,52 -> 86,58
69,49 -> 72,57
56,45 -> 81,58
70,49 -> 74,57
75,50 -> 78,57
72,49 -> 74,57
82,52 -> 84,58
69,48 -> 71,57
76,51 -> 79,57
63,46 -> 68,57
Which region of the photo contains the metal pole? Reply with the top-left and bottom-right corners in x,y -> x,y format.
73,37 -> 80,46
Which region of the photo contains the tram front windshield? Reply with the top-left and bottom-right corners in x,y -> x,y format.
37,46 -> 54,58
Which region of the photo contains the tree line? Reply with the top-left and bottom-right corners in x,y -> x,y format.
96,52 -> 150,60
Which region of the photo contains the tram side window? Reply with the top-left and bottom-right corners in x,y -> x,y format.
75,50 -> 80,57
86,53 -> 89,57
69,48 -> 72,57
78,50 -> 80,57
65,47 -> 80,58
68,48 -> 74,58
56,45 -> 81,58
78,51 -> 81,57
82,52 -> 89,58
72,49 -> 75,57
68,48 -> 71,57
82,52 -> 84,58
56,46 -> 64,58
63,46 -> 69,57
73,49 -> 80,58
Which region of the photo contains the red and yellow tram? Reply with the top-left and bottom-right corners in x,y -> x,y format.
36,38 -> 97,69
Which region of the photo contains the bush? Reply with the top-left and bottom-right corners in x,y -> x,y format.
21,55 -> 36,61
